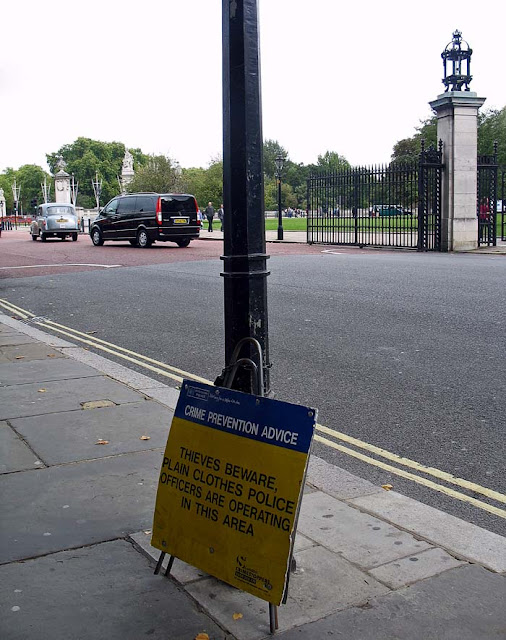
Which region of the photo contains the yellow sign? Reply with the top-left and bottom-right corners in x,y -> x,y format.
151,380 -> 316,605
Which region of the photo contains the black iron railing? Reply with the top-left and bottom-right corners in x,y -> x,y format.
307,143 -> 443,251
477,144 -> 498,247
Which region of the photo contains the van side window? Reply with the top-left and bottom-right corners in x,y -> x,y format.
136,196 -> 155,213
117,197 -> 137,215
104,199 -> 119,214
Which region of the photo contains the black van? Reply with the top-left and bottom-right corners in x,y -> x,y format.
90,193 -> 200,248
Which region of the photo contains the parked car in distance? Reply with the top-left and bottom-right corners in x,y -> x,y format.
30,203 -> 80,241
90,193 -> 200,248
369,204 -> 412,217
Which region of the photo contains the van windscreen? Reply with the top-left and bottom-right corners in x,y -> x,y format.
160,196 -> 196,214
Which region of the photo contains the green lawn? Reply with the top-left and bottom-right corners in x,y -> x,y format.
202,217 -> 307,231
201,214 -> 505,236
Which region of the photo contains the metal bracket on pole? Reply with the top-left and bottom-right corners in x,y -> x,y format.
220,337 -> 278,634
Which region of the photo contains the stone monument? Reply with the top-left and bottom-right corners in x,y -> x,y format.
429,30 -> 485,251
121,149 -> 135,192
54,156 -> 72,204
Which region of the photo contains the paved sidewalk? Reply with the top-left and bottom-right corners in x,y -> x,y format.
1,313 -> 505,640
199,227 -> 506,253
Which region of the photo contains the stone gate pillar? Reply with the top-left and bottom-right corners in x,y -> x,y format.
429,30 -> 485,252
430,92 -> 485,251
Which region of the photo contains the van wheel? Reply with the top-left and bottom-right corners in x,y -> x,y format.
136,229 -> 152,248
176,238 -> 191,248
91,228 -> 104,246
72,233 -> 78,241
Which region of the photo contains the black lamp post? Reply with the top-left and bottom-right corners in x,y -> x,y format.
275,154 -> 284,240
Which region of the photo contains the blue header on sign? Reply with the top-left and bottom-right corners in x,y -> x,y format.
175,380 -> 316,453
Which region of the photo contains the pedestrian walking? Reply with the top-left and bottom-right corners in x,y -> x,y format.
217,204 -> 224,230
479,197 -> 490,243
205,202 -> 215,233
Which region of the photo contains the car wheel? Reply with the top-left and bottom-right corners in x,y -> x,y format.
136,229 -> 151,248
91,228 -> 104,246
72,233 -> 78,241
176,238 -> 191,248
32,234 -> 37,241
40,232 -> 47,242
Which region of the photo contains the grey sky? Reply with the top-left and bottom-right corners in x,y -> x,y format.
1,0 -> 504,173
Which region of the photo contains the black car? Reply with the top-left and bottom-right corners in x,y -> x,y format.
90,193 -> 200,248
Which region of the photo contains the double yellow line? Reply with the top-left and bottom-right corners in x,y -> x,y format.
1,297 -> 505,520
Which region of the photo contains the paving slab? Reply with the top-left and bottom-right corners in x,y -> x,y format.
139,385 -> 180,409
276,565 -> 506,640
307,455 -> 383,499
298,491 -> 430,569
350,490 -> 506,572
185,546 -> 389,640
0,539 -> 227,640
0,421 -> 42,473
130,529 -> 318,588
11,400 -> 172,465
130,530 -> 210,584
0,357 -> 99,387
0,314 -> 74,347
0,449 -> 163,563
368,546 -> 466,589
0,342 -> 64,363
58,345 -> 176,391
0,375 -> 145,420
0,334 -> 36,346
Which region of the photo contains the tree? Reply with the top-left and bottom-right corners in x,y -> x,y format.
0,165 -> 51,214
264,177 -> 297,211
478,107 -> 506,164
263,139 -> 288,179
316,151 -> 351,172
47,138 -> 148,208
127,155 -> 184,194
183,158 -> 223,209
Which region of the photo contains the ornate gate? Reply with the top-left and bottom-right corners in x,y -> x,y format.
307,143 -> 443,251
477,144 -> 498,247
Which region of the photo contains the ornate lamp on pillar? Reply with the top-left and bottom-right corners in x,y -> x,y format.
442,30 -> 472,92
429,30 -> 485,251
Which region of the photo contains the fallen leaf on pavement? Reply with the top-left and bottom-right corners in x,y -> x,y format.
140,435 -> 151,441
95,439 -> 109,445
233,613 -> 243,620
15,356 -> 25,359
47,354 -> 56,358
38,389 -> 47,393
195,634 -> 209,640
143,530 -> 152,535
381,484 -> 393,491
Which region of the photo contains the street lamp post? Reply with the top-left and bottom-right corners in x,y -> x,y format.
12,179 -> 21,230
92,173 -> 102,215
221,0 -> 271,396
275,154 -> 284,240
